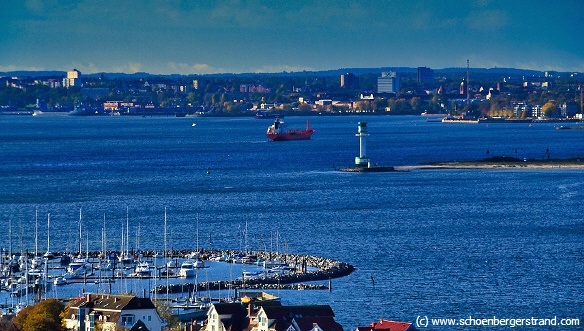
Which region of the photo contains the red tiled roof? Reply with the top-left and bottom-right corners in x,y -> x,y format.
365,320 -> 414,331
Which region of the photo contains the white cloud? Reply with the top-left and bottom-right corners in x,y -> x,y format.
0,64 -> 46,72
166,62 -> 227,75
251,65 -> 316,74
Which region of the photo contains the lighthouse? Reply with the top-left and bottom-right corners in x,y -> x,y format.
355,122 -> 370,168
340,121 -> 394,172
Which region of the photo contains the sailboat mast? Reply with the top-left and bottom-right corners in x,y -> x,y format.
103,213 -> 107,256
126,206 -> 129,257
35,208 -> 38,257
78,208 -> 83,256
196,213 -> 199,253
47,213 -> 50,254
164,208 -> 167,259
8,218 -> 12,259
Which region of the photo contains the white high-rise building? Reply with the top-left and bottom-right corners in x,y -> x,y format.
377,71 -> 399,93
63,69 -> 81,88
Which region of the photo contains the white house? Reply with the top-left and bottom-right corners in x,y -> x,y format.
64,293 -> 166,331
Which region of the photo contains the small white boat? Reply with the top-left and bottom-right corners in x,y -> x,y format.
242,271 -> 261,278
67,256 -> 92,274
194,259 -> 205,268
179,260 -> 196,278
119,254 -> 133,266
166,259 -> 180,268
114,269 -> 126,278
54,276 -> 67,286
134,261 -> 150,276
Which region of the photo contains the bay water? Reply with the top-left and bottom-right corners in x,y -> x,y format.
0,115 -> 582,330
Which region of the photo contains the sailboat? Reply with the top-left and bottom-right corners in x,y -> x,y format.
187,214 -> 205,268
29,210 -> 44,276
64,209 -> 92,279
43,213 -> 55,260
118,207 -> 133,266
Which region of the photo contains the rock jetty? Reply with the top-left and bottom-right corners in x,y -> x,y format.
153,250 -> 354,294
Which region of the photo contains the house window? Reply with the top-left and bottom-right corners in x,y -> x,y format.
148,316 -> 152,321
121,314 -> 135,326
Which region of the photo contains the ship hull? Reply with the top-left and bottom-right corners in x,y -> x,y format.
267,130 -> 314,141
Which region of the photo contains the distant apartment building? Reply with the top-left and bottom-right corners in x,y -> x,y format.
377,71 -> 399,93
103,101 -> 122,110
340,72 -> 358,88
240,84 -> 271,93
513,103 -> 542,118
561,101 -> 579,118
63,69 -> 81,88
417,67 -> 434,83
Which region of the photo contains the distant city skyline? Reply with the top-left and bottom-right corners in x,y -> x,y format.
1,1 -> 583,75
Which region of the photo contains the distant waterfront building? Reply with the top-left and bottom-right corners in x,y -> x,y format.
63,69 -> 81,88
240,84 -> 271,93
417,66 -> 434,83
513,103 -> 542,118
193,79 -> 205,90
377,71 -> 399,93
561,101 -> 579,118
460,79 -> 467,95
340,72 -> 358,88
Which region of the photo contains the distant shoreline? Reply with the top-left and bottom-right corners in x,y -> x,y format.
394,157 -> 584,170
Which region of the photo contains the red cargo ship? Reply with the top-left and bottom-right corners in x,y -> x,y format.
266,118 -> 315,141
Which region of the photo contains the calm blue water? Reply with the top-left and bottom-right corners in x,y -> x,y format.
0,115 -> 583,330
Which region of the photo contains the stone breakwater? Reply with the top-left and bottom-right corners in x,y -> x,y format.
153,250 -> 355,294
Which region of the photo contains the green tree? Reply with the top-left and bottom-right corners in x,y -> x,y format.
410,97 -> 423,114
13,299 -> 66,331
542,101 -> 557,117
155,301 -> 179,331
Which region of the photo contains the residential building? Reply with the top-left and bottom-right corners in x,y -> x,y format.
204,302 -> 249,331
513,103 -> 542,118
561,101 -> 579,118
417,67 -> 434,83
377,72 -> 399,93
64,294 -> 166,331
254,305 -> 343,331
64,69 -> 81,88
340,73 -> 358,88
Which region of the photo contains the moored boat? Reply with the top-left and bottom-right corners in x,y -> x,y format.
266,118 -> 315,141
134,261 -> 150,276
54,276 -> 67,286
179,260 -> 196,278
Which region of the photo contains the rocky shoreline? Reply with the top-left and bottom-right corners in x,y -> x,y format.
153,250 -> 354,294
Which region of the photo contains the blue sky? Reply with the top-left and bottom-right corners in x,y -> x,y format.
1,0 -> 583,74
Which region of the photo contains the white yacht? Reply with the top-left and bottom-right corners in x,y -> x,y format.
134,261 -> 150,276
179,260 -> 196,278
